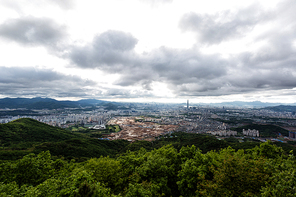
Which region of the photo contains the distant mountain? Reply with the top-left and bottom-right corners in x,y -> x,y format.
77,99 -> 107,105
196,101 -> 296,108
264,105 -> 296,113
2,97 -> 295,110
0,97 -> 76,109
0,97 -> 107,109
219,101 -> 283,107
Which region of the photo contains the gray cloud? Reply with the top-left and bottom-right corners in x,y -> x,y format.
166,1 -> 296,97
0,67 -> 95,98
0,16 -> 67,50
2,0 -> 295,100
179,4 -> 273,44
231,1 -> 296,90
0,66 -> 155,99
69,30 -> 138,70
68,31 -> 229,95
113,47 -> 228,94
103,88 -> 154,99
67,24 -> 296,98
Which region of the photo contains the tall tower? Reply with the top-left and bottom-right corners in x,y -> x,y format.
187,100 -> 189,109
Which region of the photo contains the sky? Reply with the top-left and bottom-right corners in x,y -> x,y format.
0,0 -> 296,103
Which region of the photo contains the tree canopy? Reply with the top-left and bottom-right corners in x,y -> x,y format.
1,142 -> 296,196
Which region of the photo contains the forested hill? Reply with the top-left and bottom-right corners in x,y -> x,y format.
0,118 -> 79,144
0,118 -> 129,160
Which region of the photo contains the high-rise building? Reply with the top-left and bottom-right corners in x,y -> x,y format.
187,100 -> 189,109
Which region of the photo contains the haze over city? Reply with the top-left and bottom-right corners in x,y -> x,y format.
0,0 -> 296,103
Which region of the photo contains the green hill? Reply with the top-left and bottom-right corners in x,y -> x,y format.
0,118 -> 130,160
0,118 -> 79,145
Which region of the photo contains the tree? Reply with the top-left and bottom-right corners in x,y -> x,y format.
197,148 -> 273,196
261,151 -> 296,196
4,151 -> 55,186
85,156 -> 124,193
177,146 -> 214,197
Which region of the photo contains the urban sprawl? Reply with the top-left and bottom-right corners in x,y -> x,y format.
1,102 -> 296,142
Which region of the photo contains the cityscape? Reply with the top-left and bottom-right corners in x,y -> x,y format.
1,99 -> 296,142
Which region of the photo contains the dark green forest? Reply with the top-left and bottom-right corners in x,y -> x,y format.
1,118 -> 296,196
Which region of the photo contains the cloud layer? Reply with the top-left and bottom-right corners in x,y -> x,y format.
1,0 -> 296,101
179,4 -> 273,44
0,67 -> 95,98
69,30 -> 138,70
0,16 -> 67,51
67,27 -> 296,97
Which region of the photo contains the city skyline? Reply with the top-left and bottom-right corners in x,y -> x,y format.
0,0 -> 296,103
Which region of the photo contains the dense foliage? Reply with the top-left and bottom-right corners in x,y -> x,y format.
0,141 -> 296,196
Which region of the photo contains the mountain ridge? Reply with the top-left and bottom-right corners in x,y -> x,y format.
1,97 -> 296,110
0,97 -> 107,109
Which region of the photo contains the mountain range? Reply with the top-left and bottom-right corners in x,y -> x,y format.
196,101 -> 296,108
0,97 -> 107,109
0,97 -> 296,110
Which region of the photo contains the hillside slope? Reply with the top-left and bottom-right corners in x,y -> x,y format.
0,118 -> 79,145
0,118 -> 130,160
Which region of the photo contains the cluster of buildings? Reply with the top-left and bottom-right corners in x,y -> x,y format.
208,130 -> 237,136
242,129 -> 260,137
89,124 -> 106,129
0,113 -> 110,128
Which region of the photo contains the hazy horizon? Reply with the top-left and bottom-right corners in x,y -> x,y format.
1,96 -> 296,106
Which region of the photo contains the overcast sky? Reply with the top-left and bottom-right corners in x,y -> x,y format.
0,0 -> 296,103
